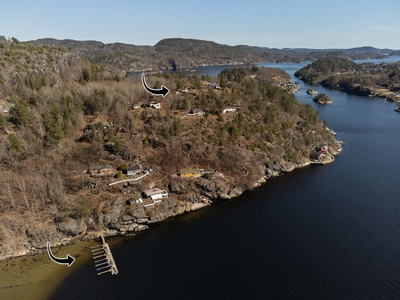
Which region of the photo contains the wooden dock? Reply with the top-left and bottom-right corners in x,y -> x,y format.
90,232 -> 118,275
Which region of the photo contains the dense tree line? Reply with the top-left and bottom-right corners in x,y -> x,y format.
294,57 -> 364,84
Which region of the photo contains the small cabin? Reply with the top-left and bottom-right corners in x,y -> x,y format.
223,106 -> 237,114
150,101 -> 161,109
126,198 -> 136,205
142,188 -> 168,200
189,108 -> 204,116
88,165 -> 116,177
208,83 -> 221,90
315,145 -> 328,152
126,164 -> 141,176
180,168 -> 201,178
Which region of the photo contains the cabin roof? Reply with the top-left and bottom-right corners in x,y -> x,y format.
143,188 -> 167,196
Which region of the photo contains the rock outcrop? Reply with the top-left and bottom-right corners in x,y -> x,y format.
58,218 -> 87,236
313,93 -> 332,104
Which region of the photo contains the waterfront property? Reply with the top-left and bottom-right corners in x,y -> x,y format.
142,188 -> 168,200
315,145 -> 328,152
180,168 -> 202,178
88,165 -> 116,177
310,151 -> 326,162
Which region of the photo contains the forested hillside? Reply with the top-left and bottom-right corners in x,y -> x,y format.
0,37 -> 340,259
294,57 -> 364,84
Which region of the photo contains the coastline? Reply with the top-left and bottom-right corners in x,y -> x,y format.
0,143 -> 341,299
0,142 -> 341,263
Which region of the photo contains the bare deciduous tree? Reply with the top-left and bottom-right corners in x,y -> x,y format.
2,172 -> 15,208
17,176 -> 29,209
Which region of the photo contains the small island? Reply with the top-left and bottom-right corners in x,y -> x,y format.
313,93 -> 332,104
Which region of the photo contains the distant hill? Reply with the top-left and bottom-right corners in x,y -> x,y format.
30,38 -> 398,73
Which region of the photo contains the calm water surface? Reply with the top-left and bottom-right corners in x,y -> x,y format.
52,59 -> 400,300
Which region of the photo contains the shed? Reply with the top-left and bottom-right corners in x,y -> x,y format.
126,198 -> 136,205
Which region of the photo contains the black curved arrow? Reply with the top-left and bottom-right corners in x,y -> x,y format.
141,73 -> 170,98
47,242 -> 75,267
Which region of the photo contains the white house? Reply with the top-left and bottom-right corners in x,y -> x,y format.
142,188 -> 168,201
223,106 -> 237,113
150,101 -> 161,109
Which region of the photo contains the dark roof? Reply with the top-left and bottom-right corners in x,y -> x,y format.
310,151 -> 324,157
126,164 -> 141,171
126,198 -> 135,204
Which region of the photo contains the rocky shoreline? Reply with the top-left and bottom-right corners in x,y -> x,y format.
0,142 -> 342,262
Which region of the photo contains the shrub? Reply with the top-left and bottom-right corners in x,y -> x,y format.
76,195 -> 92,217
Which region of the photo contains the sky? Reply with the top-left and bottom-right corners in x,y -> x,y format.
2,0 -> 400,49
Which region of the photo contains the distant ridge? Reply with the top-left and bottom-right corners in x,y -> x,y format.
30,38 -> 398,72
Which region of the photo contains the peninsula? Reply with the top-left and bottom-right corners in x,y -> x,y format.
0,37 -> 341,261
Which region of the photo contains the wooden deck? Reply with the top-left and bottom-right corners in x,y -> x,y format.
91,232 -> 118,275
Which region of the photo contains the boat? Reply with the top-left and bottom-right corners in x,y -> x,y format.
394,107 -> 400,113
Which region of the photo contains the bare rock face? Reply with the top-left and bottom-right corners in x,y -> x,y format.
228,186 -> 243,198
103,197 -> 125,229
169,179 -> 190,194
58,218 -> 87,236
196,181 -> 218,198
266,159 -> 290,174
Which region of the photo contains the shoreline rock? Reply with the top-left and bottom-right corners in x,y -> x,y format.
0,142 -> 342,263
313,93 -> 333,104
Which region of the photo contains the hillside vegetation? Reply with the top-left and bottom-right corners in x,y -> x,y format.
294,57 -> 364,84
0,37 -> 340,259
